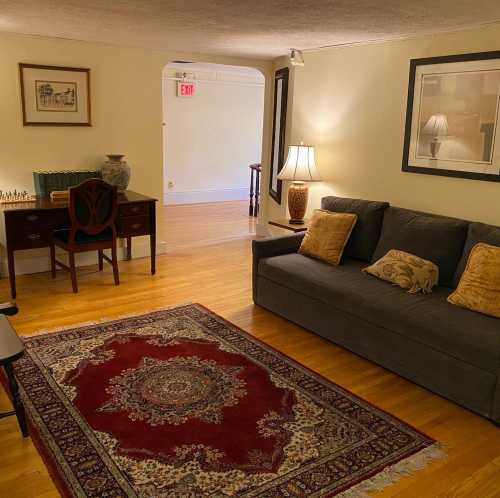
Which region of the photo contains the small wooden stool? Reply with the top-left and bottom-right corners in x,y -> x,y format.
0,315 -> 28,437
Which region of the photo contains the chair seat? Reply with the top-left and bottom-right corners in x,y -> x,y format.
54,227 -> 113,245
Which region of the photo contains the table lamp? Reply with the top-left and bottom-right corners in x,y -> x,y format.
277,143 -> 321,224
423,113 -> 448,158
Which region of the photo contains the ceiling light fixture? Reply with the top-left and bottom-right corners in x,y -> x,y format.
289,48 -> 305,67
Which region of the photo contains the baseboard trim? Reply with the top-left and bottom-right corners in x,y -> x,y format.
0,239 -> 167,277
163,187 -> 248,205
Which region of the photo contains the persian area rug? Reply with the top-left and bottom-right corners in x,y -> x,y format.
15,304 -> 443,498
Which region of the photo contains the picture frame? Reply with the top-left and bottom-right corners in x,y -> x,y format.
19,63 -> 91,126
402,51 -> 500,182
269,67 -> 289,204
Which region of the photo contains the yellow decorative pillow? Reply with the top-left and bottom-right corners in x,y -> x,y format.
298,209 -> 357,266
363,249 -> 439,294
447,243 -> 500,318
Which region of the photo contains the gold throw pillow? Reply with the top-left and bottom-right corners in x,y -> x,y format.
363,249 -> 439,294
447,243 -> 500,318
298,209 -> 357,266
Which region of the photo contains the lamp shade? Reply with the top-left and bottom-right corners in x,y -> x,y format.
277,144 -> 321,182
423,113 -> 449,136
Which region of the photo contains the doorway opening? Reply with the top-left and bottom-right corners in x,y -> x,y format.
162,62 -> 265,251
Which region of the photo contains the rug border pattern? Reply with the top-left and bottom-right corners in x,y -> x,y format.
13,304 -> 441,498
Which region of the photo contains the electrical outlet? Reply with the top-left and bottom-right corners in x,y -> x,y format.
168,181 -> 174,189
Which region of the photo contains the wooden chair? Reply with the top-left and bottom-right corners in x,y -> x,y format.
50,179 -> 120,293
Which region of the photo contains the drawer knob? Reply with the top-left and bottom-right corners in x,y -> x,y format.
132,223 -> 141,230
132,206 -> 140,213
26,215 -> 39,222
27,233 -> 41,240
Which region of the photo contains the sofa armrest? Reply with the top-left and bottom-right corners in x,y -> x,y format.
252,234 -> 305,302
252,233 -> 305,260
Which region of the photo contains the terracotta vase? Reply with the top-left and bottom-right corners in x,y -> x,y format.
100,154 -> 131,191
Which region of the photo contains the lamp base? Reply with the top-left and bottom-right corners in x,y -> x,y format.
287,182 -> 308,225
430,137 -> 441,158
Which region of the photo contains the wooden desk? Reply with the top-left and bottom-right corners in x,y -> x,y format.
2,190 -> 157,298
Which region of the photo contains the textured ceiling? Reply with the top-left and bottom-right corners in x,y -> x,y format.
1,0 -> 500,59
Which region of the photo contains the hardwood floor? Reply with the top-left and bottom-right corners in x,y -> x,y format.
160,200 -> 257,251
0,201 -> 499,498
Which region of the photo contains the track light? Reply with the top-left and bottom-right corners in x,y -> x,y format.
289,48 -> 305,67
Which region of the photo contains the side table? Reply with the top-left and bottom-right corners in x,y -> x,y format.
269,219 -> 309,233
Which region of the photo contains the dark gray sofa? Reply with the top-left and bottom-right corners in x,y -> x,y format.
253,196 -> 500,424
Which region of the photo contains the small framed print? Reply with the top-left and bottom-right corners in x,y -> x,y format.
19,63 -> 91,126
402,51 -> 500,182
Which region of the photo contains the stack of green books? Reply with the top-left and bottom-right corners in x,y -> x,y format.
33,170 -> 102,197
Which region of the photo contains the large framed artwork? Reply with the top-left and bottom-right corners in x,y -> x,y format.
402,51 -> 500,182
269,67 -> 289,203
19,63 -> 91,126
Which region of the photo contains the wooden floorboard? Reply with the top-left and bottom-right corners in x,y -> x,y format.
0,201 -> 499,497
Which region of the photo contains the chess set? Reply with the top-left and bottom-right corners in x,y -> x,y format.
0,190 -> 36,204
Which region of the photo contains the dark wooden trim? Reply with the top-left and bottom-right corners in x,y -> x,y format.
19,63 -> 91,126
269,67 -> 289,205
402,50 -> 500,183
402,164 -> 500,182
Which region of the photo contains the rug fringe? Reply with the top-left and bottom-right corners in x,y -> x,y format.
338,443 -> 446,497
21,302 -> 194,338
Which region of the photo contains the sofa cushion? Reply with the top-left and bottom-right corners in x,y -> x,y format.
321,196 -> 389,262
298,210 -> 357,265
363,250 -> 439,294
448,243 -> 500,318
453,222 -> 500,286
258,253 -> 500,373
372,207 -> 468,286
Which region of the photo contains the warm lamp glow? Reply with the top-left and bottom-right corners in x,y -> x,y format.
277,143 -> 321,182
423,113 -> 449,136
278,142 -> 322,225
423,114 -> 449,159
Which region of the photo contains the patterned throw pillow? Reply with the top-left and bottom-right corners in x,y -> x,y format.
298,209 -> 357,266
448,243 -> 500,318
363,249 -> 439,294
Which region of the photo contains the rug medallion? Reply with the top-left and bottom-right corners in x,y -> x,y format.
13,304 -> 442,497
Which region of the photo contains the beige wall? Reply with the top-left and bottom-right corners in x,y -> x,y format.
163,64 -> 264,205
285,24 -> 500,226
0,32 -> 272,274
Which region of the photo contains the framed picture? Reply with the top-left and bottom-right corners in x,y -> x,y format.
402,51 -> 500,182
269,67 -> 289,204
19,63 -> 91,126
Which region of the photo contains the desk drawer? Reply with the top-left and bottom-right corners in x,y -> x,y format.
119,202 -> 149,217
117,216 -> 150,237
5,210 -> 69,250
6,210 -> 69,228
8,227 -> 52,249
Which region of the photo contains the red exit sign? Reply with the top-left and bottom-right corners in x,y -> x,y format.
177,81 -> 196,97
